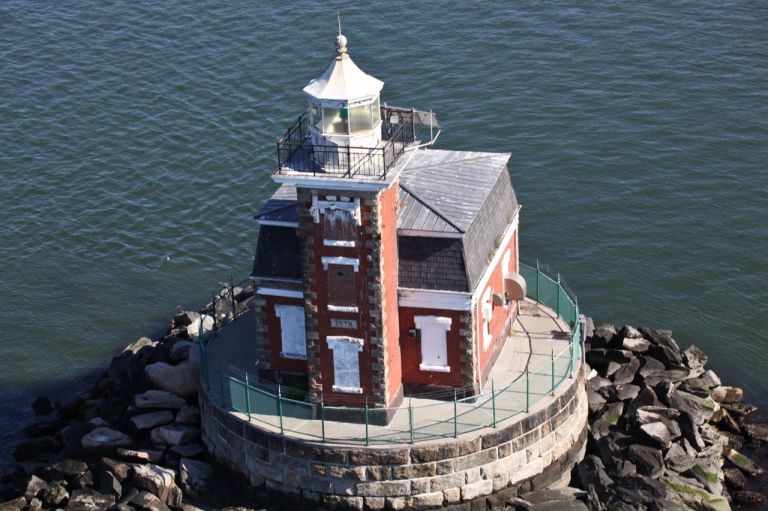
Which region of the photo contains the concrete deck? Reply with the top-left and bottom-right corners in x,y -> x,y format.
202,298 -> 577,445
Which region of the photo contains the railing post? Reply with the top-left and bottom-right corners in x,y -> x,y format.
278,384 -> 284,435
556,273 -> 561,318
320,396 -> 326,443
453,388 -> 458,439
491,379 -> 497,428
525,367 -> 530,413
535,260 -> 540,303
346,144 -> 352,177
569,341 -> 574,379
408,398 -> 414,444
245,373 -> 251,420
364,397 -> 369,447
551,349 -> 556,396
230,274 -> 236,318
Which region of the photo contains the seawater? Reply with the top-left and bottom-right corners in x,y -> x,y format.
1,1 -> 766,469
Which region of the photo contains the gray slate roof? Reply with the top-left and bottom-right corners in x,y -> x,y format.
251,225 -> 302,280
252,149 -> 518,292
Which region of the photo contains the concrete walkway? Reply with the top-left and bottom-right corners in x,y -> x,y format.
203,299 -> 577,445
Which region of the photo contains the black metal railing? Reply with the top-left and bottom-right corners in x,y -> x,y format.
275,105 -> 436,179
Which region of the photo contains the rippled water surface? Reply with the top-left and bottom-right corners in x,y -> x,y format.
1,1 -> 766,466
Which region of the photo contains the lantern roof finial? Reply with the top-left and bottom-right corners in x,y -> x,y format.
336,12 -> 347,56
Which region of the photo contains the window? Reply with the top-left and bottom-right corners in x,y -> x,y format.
416,316 -> 452,372
275,305 -> 306,359
349,103 -> 374,133
310,103 -> 323,131
327,264 -> 356,310
327,336 -> 363,393
321,107 -> 349,135
323,208 -> 356,247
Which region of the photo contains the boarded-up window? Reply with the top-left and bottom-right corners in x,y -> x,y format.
327,336 -> 363,393
328,264 -> 356,307
275,305 -> 307,359
324,208 -> 356,242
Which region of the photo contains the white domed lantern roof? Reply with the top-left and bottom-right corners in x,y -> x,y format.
303,34 -> 384,148
303,35 -> 384,102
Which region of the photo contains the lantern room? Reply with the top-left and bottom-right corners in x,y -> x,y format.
302,33 -> 384,151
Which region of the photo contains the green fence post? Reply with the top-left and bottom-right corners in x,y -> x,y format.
320,396 -> 326,443
245,373 -> 251,420
277,384 -> 284,435
525,367 -> 530,413
569,340 -> 574,379
551,349 -> 555,396
364,397 -> 369,447
408,398 -> 414,444
556,273 -> 561,318
535,260 -> 540,303
453,388 -> 458,439
491,380 -> 497,428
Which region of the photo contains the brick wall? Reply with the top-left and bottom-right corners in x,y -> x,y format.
261,294 -> 307,376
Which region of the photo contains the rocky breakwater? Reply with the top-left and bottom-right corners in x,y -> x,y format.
569,325 -> 766,511
0,286 -> 261,511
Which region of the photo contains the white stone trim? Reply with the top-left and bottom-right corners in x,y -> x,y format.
257,219 -> 299,228
323,239 -> 356,247
321,256 -> 360,271
311,196 -> 362,225
257,287 -> 304,299
273,174 -> 391,192
419,364 -> 451,373
332,385 -> 363,394
326,336 -> 365,349
398,288 -> 471,311
281,352 -> 307,360
414,315 -> 453,330
328,305 -> 358,313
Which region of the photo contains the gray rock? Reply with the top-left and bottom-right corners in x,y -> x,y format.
134,390 -> 186,410
66,488 -> 116,511
81,427 -> 132,450
614,475 -> 667,504
24,475 -> 48,501
611,357 -> 641,385
32,396 -> 54,416
627,444 -> 664,479
668,390 -> 717,425
130,464 -> 183,508
711,386 -> 743,404
28,498 -> 42,511
622,337 -> 650,353
723,467 -> 747,489
640,422 -> 673,449
743,423 -> 768,443
597,402 -> 624,426
179,458 -> 216,501
173,311 -> 199,328
699,370 -> 721,389
614,384 -> 641,402
688,462 -> 723,496
638,327 -> 680,353
677,412 -> 705,451
576,455 -> 613,501
733,491 -> 766,505
682,345 -> 707,371
116,448 -> 163,463
131,411 -> 175,430
169,341 -> 192,363
170,443 -> 205,458
123,337 -> 156,354
150,423 -> 199,446
145,362 -> 199,398
41,458 -> 90,484
643,369 -> 691,387
722,402 -> 757,417
98,469 -> 122,497
100,457 -> 133,481
725,448 -> 763,476
520,488 -> 587,504
665,443 -> 698,473
186,315 -> 213,341
661,474 -> 730,511
587,389 -> 607,414
131,491 -> 171,511
175,405 -> 200,425
646,345 -> 684,369
710,408 -> 741,434
620,325 -> 643,339
638,357 -> 666,378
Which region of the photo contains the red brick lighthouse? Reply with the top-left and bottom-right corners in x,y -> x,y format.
251,31 -> 524,416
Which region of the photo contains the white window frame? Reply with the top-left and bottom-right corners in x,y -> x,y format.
415,316 -> 452,373
482,287 -> 493,349
310,195 -> 361,248
275,304 -> 307,360
327,336 -> 364,393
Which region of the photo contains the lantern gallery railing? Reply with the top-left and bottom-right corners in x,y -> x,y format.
274,105 -> 439,179
198,262 -> 583,446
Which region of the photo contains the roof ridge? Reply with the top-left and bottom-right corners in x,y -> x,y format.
399,183 -> 464,233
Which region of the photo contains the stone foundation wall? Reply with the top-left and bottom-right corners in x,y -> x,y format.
200,369 -> 587,510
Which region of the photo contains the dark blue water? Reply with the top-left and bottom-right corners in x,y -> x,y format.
1,1 -> 766,468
